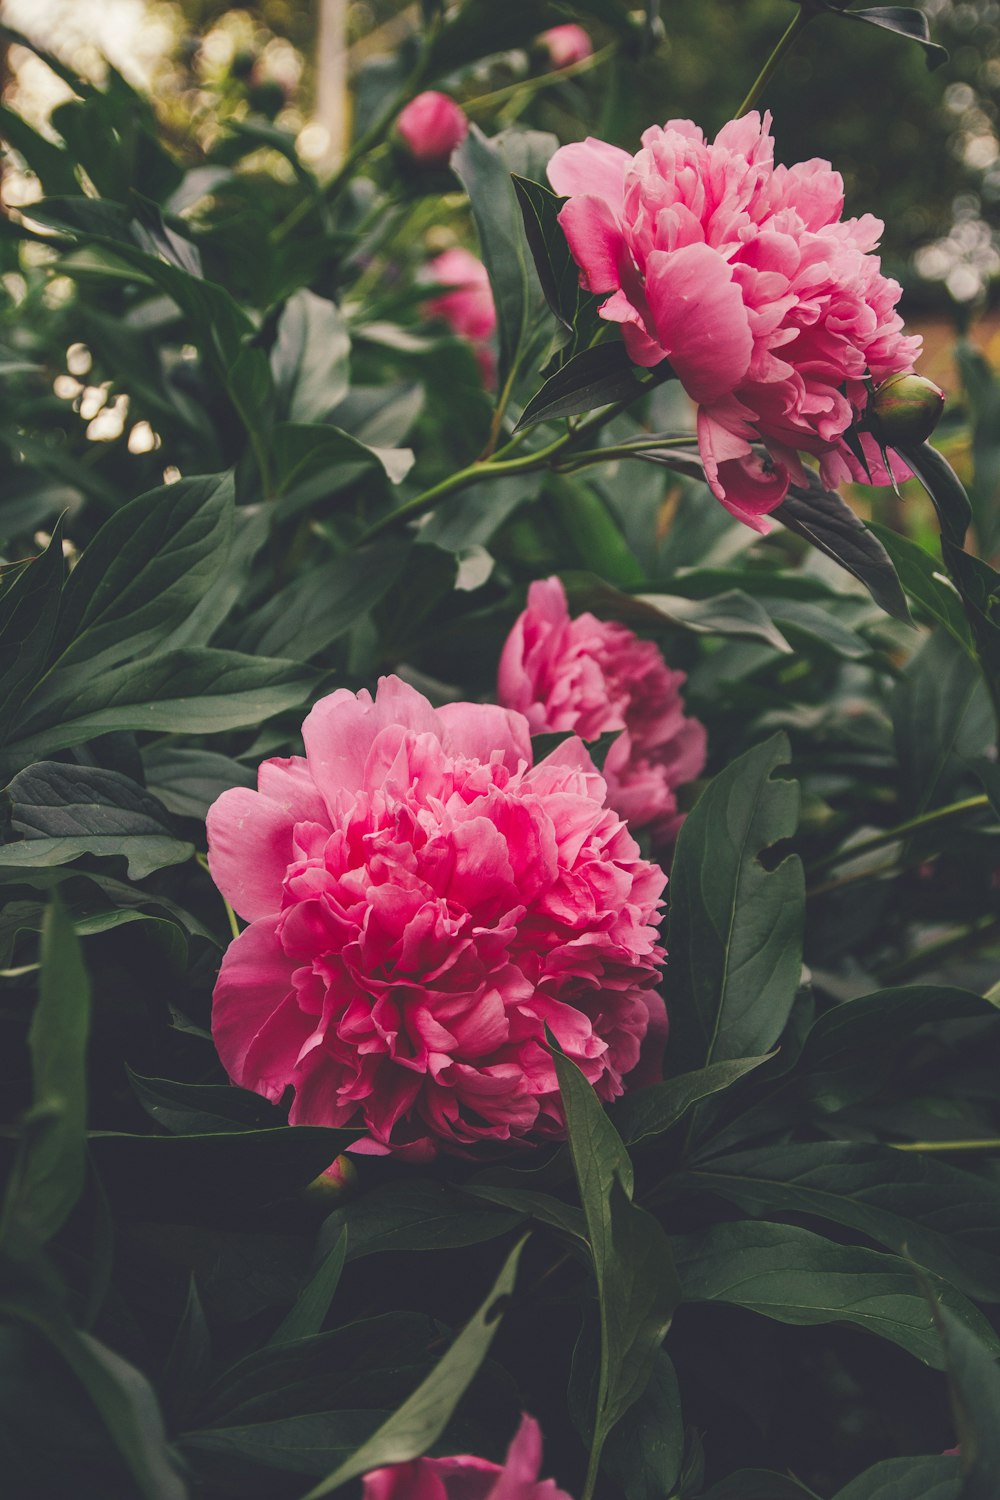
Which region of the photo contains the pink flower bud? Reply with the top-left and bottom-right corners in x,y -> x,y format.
395,91 -> 468,166
868,371 -> 946,447
539,24 -> 593,69
305,1155 -> 358,1200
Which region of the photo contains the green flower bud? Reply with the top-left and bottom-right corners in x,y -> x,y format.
305,1155 -> 357,1202
868,372 -> 945,447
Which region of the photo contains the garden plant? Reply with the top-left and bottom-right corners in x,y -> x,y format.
2,2 -> 1000,1497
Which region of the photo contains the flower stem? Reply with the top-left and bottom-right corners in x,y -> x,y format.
807,794 -> 990,877
891,1138 -> 1000,1153
737,7 -> 815,117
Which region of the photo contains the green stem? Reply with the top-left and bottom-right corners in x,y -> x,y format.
891,1138 -> 1000,1154
807,794 -> 990,877
553,436 -> 695,472
737,7 -> 815,116
463,42 -> 617,117
879,914 -> 1000,984
580,1441 -> 602,1500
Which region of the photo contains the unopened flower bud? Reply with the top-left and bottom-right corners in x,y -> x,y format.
395,91 -> 467,167
868,372 -> 945,447
539,24 -> 593,69
305,1155 -> 358,1201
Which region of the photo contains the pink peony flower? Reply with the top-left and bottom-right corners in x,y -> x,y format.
547,111 -> 922,530
396,91 -> 468,166
539,24 -> 593,68
498,577 -> 706,845
362,1415 -> 573,1500
207,676 -> 666,1161
424,247 -> 497,385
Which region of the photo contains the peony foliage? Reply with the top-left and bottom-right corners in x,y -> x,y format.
0,4 -> 999,1499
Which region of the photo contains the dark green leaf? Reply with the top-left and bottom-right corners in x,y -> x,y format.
268,1230 -> 348,1347
1,896 -> 90,1246
866,523 -> 974,653
273,423 -> 414,519
515,343 -> 649,430
1,763 -> 192,880
0,103 -> 80,195
672,1220 -> 999,1367
1,649 -> 318,774
44,474 -> 235,680
700,1471 -> 819,1500
685,1141 -> 1000,1303
552,1041 -> 680,1470
934,1304 -> 1000,1497
180,1410 -> 388,1480
161,1278 -> 212,1427
601,1351 -> 684,1500
243,539 -> 412,662
562,574 -> 794,653
773,472 -> 909,621
462,1185 -> 586,1242
127,1068 -> 286,1135
512,174 -> 603,353
610,1055 -> 774,1146
141,747 -> 255,821
299,1237 -> 527,1498
892,631 -> 994,814
833,1455 -> 960,1500
271,290 -> 351,425
0,521 -> 65,737
0,1298 -> 187,1500
665,734 -> 804,1075
899,441 -> 972,546
319,1179 -> 525,1262
451,125 -> 542,389
840,7 -> 949,69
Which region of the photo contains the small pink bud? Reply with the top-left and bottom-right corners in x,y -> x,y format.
539,24 -> 593,68
305,1155 -> 358,1201
395,91 -> 468,167
868,372 -> 945,447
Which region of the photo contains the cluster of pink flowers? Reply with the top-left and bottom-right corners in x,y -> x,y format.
499,577 -> 706,845
548,111 -> 921,529
208,676 -> 668,1162
424,246 -> 497,384
362,1415 -> 572,1500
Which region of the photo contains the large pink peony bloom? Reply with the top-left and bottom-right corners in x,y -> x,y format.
498,577 -> 706,845
396,91 -> 468,166
363,1415 -> 573,1500
548,111 -> 922,530
207,677 -> 666,1161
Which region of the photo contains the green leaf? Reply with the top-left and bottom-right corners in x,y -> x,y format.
665,733 -> 804,1075
127,1068 -> 286,1135
892,630 -> 994,815
672,1220 -> 999,1367
318,1179 -> 525,1261
515,343 -> 649,430
794,985 -> 999,1115
141,746 -> 255,821
1,763 -> 193,880
267,1230 -> 348,1347
270,290 -> 351,425
552,1041 -> 680,1475
44,474 -> 235,681
0,102 -> 80,195
562,574 -> 794,653
839,6 -> 949,69
0,1298 -> 187,1500
685,1141 -> 1000,1303
550,476 -> 644,588
700,1471 -> 820,1500
934,1304 -> 1000,1496
511,175 -> 603,354
424,0 -> 638,77
610,1055 -> 774,1146
242,539 -> 412,662
0,649 -> 318,774
899,441 -> 972,546
298,1236 -> 527,1498
1,896 -> 90,1247
832,1455 -> 960,1500
202,1311 -> 439,1426
600,1350 -> 685,1500
773,472 -> 910,621
161,1278 -> 212,1428
272,423 -> 415,518
180,1411 -> 388,1481
89,1126 -> 356,1224
0,521 -> 65,737
463,1184 -> 586,1242
866,523 -> 974,653
451,125 -> 541,389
